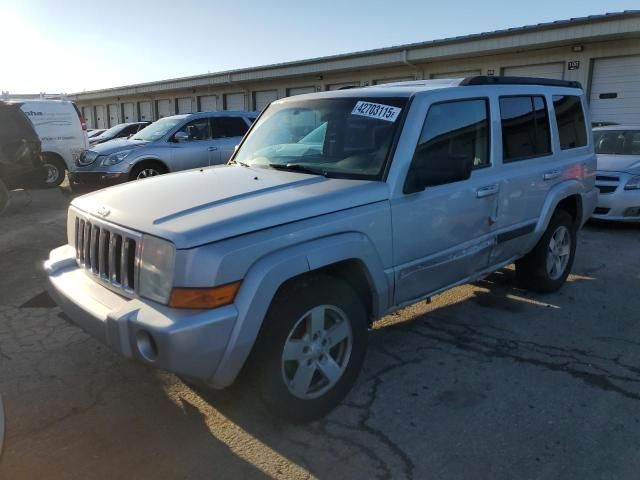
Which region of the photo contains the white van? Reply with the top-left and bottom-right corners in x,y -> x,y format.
18,100 -> 88,186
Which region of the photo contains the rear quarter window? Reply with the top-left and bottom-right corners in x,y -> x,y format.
553,95 -> 587,149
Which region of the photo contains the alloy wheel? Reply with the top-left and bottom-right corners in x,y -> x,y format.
546,225 -> 571,280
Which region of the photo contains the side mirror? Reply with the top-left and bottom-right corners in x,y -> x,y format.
173,131 -> 189,143
404,150 -> 473,193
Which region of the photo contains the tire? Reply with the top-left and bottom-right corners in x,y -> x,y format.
516,210 -> 576,293
130,161 -> 167,181
254,274 -> 368,423
0,179 -> 8,216
41,154 -> 66,187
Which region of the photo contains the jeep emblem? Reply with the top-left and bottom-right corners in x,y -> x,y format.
95,206 -> 110,217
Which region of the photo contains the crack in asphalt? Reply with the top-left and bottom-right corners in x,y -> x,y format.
398,320 -> 640,402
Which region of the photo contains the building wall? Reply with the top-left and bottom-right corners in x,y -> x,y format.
75,37 -> 640,127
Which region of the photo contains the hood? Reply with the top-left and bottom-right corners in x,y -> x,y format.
597,154 -> 640,174
88,138 -> 149,155
71,165 -> 389,249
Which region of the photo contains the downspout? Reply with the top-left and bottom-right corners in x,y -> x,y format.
402,49 -> 422,80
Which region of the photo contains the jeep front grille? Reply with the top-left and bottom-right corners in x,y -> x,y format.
73,213 -> 141,293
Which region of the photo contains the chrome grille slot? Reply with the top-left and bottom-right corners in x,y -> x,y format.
595,173 -> 620,195
71,209 -> 141,295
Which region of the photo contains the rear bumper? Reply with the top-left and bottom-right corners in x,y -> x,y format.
45,245 -> 238,383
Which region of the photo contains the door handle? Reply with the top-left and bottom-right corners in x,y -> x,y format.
543,169 -> 561,181
208,146 -> 218,151
476,184 -> 499,198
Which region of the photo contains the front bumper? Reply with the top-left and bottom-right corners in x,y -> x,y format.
45,245 -> 237,382
69,171 -> 129,187
593,174 -> 640,223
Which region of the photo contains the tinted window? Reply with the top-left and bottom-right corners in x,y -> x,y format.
500,96 -> 551,162
211,117 -> 249,138
174,118 -> 211,141
120,124 -> 140,137
405,99 -> 489,190
553,95 -> 587,150
593,130 -> 640,155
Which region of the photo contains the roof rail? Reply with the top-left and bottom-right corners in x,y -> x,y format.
461,76 -> 583,90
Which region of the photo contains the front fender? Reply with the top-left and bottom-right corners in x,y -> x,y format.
210,232 -> 388,387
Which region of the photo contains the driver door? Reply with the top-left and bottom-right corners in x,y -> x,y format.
170,118 -> 212,170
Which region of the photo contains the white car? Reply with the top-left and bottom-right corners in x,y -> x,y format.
593,125 -> 640,222
17,99 -> 88,186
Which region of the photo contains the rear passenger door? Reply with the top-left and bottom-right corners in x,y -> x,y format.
210,116 -> 251,165
490,94 -> 558,263
392,96 -> 500,305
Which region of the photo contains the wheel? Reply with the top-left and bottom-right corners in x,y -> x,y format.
130,162 -> 167,181
41,154 -> 66,187
0,179 -> 8,216
516,210 -> 576,293
254,274 -> 368,422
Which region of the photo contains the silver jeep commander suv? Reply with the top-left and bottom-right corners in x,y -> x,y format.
46,77 -> 597,422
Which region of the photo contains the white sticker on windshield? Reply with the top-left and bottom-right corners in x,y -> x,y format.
351,101 -> 402,122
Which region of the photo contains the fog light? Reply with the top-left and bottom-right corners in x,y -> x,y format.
623,207 -> 640,217
136,330 -> 158,362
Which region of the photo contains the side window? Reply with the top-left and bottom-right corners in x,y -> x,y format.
500,95 -> 551,162
405,98 -> 489,193
211,117 -> 249,138
553,95 -> 587,150
174,118 -> 211,141
120,124 -> 140,137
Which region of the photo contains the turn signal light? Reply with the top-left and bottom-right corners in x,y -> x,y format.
169,282 -> 241,309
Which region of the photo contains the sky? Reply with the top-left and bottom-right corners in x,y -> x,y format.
1,0 -> 638,94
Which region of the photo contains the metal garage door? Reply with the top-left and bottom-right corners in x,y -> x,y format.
287,86 -> 316,96
177,97 -> 193,114
254,90 -> 278,111
82,107 -> 93,129
138,101 -> 152,121
431,69 -> 481,79
590,55 -> 640,124
224,93 -> 245,111
198,95 -> 217,112
108,104 -> 120,127
122,102 -> 135,122
157,99 -> 172,118
95,105 -> 106,129
373,77 -> 414,85
328,82 -> 360,90
503,63 -> 564,80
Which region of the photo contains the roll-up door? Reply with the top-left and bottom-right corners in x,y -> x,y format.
177,97 -> 193,114
502,63 -> 564,80
157,99 -> 172,118
138,101 -> 152,121
224,93 -> 245,111
82,107 -> 93,128
122,102 -> 135,122
198,95 -> 217,112
286,86 -> 316,96
95,105 -> 106,129
107,103 -> 120,126
253,90 -> 279,111
589,55 -> 640,124
430,69 -> 481,79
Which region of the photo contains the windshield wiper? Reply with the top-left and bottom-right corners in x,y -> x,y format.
268,163 -> 330,177
228,158 -> 251,167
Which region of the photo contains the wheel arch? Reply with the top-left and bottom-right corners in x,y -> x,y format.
210,232 -> 389,388
129,157 -> 170,177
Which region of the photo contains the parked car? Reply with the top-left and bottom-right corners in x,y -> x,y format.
12,99 -> 88,187
89,122 -> 150,145
46,77 -> 596,422
592,125 -> 640,221
0,101 -> 46,214
70,111 -> 257,188
87,129 -> 106,139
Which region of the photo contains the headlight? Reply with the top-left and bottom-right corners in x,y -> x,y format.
624,176 -> 640,190
139,235 -> 176,304
101,149 -> 132,166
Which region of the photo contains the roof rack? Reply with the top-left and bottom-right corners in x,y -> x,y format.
460,76 -> 583,90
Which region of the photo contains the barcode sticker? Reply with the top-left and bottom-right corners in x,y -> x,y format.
351,101 -> 401,122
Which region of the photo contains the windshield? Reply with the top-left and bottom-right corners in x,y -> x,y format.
96,124 -> 125,139
234,97 -> 407,179
132,118 -> 182,141
593,130 -> 640,155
